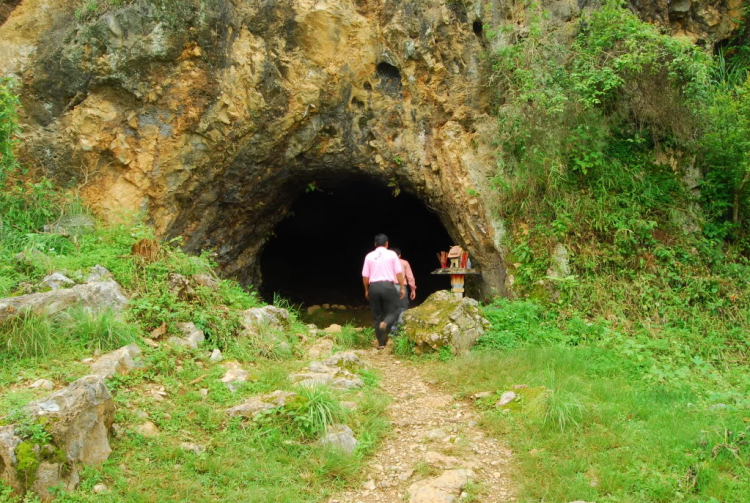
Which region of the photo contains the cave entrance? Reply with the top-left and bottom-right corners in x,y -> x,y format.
259,174 -> 454,308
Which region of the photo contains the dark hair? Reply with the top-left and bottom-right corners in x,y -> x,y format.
391,247 -> 401,256
374,233 -> 388,247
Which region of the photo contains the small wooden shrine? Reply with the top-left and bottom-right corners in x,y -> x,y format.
432,246 -> 480,297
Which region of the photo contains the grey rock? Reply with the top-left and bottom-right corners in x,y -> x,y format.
241,305 -> 291,335
0,279 -> 128,322
42,272 -> 75,290
0,426 -> 22,493
226,390 -> 297,418
319,424 -> 357,454
192,273 -> 219,289
408,469 -> 475,503
90,344 -> 143,379
168,322 -> 205,349
209,348 -> 223,362
93,483 -> 109,494
323,351 -> 362,369
403,291 -> 491,354
496,391 -> 517,407
179,442 -> 204,455
221,362 -> 250,391
136,421 -> 159,437
308,338 -> 334,359
86,265 -> 112,283
30,379 -> 55,391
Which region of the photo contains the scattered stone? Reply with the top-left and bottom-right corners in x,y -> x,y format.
408,469 -> 475,503
333,304 -> 346,310
90,344 -> 143,379
308,338 -> 334,359
471,391 -> 493,400
93,483 -> 108,494
363,479 -> 376,491
226,390 -> 297,418
192,273 -> 219,289
0,279 -> 128,322
210,348 -> 223,362
199,388 -> 208,397
319,424 -> 357,454
323,351 -> 362,370
179,442 -> 204,455
168,322 -> 205,349
167,273 -> 195,300
324,324 -> 342,334
42,272 -> 75,290
402,290 -> 491,354
424,451 -> 465,469
240,305 -> 291,335
322,303 -> 330,309
136,421 -> 160,438
29,379 -> 55,391
495,391 -> 517,407
221,362 -> 250,391
86,265 -> 112,283
423,428 -> 447,441
307,305 -> 322,315
290,359 -> 364,390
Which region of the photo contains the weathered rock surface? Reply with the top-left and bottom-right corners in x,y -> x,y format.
27,375 -> 115,466
41,272 -> 74,290
0,376 -> 116,499
0,279 -> 128,322
29,379 -> 55,391
403,291 -> 490,354
291,352 -> 364,390
408,469 -> 475,503
241,305 -> 291,335
220,361 -> 251,391
90,344 -> 142,379
226,390 -> 297,418
308,337 -> 334,359
319,424 -> 357,455
167,322 -> 205,349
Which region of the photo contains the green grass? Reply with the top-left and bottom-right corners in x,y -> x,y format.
432,346 -> 750,502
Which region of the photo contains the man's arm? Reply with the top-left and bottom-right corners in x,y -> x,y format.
363,276 -> 370,300
396,272 -> 405,299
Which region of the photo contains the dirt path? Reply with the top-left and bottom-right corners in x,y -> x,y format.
333,347 -> 515,503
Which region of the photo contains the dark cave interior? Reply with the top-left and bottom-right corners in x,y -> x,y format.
259,174 -> 456,306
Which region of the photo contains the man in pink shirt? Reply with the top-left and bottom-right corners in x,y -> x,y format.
362,233 -> 405,349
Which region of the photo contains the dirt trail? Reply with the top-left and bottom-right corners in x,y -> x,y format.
333,347 -> 515,503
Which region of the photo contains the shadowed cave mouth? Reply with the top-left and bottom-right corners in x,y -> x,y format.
259,175 -> 454,307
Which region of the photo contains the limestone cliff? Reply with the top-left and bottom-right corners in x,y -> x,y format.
0,0 -> 744,295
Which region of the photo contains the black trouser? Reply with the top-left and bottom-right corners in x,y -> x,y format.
368,281 -> 400,346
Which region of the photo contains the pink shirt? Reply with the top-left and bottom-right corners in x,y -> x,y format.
400,259 -> 416,290
362,247 -> 403,283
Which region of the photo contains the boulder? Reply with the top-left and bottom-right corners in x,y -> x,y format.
290,357 -> 364,390
226,390 -> 297,418
318,424 -> 357,454
408,469 -> 475,503
308,338 -> 334,359
167,322 -> 205,349
402,291 -> 490,354
240,306 -> 291,335
191,273 -> 219,289
209,348 -> 223,362
89,344 -> 143,379
0,280 -> 128,322
324,324 -> 342,334
0,376 -> 116,499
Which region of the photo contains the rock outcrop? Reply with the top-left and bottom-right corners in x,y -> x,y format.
0,278 -> 128,322
89,344 -> 143,379
1,375 -> 115,500
403,290 -> 490,354
0,0 -> 744,298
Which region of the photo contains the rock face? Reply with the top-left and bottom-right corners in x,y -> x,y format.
0,376 -> 115,499
0,0 -> 743,298
403,290 -> 490,354
90,344 -> 143,379
241,305 -> 291,335
0,279 -> 128,322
